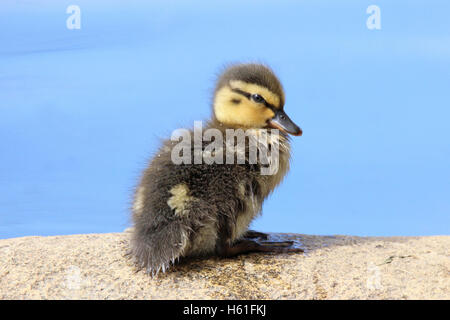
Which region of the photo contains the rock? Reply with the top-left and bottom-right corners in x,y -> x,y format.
0,233 -> 448,299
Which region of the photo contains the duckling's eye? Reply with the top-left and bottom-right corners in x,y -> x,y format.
251,94 -> 265,104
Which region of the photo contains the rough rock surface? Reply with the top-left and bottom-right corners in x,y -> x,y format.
0,232 -> 448,299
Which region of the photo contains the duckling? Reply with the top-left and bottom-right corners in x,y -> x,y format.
130,63 -> 303,275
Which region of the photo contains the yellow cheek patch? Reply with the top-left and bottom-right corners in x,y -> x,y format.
229,80 -> 282,108
214,86 -> 276,128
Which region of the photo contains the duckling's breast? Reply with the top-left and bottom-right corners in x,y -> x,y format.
232,180 -> 263,240
232,130 -> 291,241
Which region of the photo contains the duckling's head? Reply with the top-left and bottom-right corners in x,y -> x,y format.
213,63 -> 302,136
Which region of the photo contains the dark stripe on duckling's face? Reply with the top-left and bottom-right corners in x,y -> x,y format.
231,87 -> 302,136
231,88 -> 279,112
214,80 -> 301,133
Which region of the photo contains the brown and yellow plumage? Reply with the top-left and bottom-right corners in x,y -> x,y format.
130,63 -> 302,275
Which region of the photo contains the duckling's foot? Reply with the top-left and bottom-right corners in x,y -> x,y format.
255,240 -> 304,253
218,239 -> 303,258
243,230 -> 269,240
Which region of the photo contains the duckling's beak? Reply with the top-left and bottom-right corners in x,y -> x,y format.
268,109 -> 302,136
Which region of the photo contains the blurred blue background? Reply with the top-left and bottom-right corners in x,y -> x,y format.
1,0 -> 449,239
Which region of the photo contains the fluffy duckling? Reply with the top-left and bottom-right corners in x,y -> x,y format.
131,63 -> 303,275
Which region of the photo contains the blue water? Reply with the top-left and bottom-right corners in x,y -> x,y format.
1,0 -> 449,239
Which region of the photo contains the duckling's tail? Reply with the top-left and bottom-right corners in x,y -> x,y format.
130,220 -> 190,277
